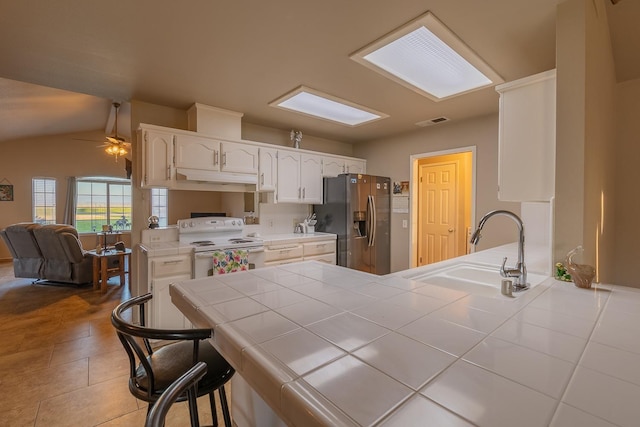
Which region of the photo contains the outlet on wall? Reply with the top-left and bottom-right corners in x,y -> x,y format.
402,220 -> 408,228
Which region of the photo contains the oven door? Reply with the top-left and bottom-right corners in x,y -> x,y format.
193,246 -> 265,278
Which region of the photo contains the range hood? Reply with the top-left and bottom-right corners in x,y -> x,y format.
176,168 -> 258,185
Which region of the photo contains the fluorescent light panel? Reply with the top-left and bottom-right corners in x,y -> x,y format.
270,87 -> 387,126
351,12 -> 503,101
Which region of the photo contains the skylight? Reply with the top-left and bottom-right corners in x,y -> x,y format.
351,12 -> 503,101
269,86 -> 387,126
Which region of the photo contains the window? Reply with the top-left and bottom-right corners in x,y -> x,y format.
33,178 -> 56,224
150,188 -> 168,227
76,177 -> 131,233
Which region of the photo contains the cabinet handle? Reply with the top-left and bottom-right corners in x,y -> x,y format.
298,187 -> 301,198
214,150 -> 219,165
261,173 -> 264,185
302,187 -> 306,199
342,165 -> 346,173
166,166 -> 171,180
162,260 -> 184,265
223,152 -> 227,166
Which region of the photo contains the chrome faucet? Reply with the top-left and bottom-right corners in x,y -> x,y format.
470,210 -> 528,291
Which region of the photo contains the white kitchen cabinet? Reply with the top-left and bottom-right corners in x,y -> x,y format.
152,274 -> 192,329
175,133 -> 219,171
258,147 -> 278,192
303,239 -> 336,264
264,243 -> 304,266
221,141 -> 259,174
300,154 -> 323,203
141,127 -> 175,188
322,157 -> 345,177
323,156 -> 367,177
345,159 -> 366,174
496,69 -> 556,202
149,253 -> 192,329
175,135 -> 258,174
276,151 -> 323,204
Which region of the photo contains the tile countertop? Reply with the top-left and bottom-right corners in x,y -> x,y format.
169,245 -> 640,427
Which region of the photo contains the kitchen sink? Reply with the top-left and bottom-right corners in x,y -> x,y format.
405,262 -> 548,290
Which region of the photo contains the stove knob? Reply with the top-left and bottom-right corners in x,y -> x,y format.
231,220 -> 236,226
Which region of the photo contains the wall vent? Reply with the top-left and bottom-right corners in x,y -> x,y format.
415,116 -> 450,127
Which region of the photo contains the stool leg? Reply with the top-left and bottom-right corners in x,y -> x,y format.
209,392 -> 218,427
219,386 -> 232,427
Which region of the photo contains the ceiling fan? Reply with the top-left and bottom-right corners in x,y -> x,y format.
101,102 -> 130,161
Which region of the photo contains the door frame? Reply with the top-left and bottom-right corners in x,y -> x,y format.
409,146 -> 477,268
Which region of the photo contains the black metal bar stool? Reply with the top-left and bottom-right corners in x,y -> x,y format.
111,293 -> 234,427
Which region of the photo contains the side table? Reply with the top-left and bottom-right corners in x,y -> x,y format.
87,248 -> 132,293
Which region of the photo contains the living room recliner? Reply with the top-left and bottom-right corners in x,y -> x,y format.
0,222 -> 44,279
32,224 -> 93,285
1,223 -> 93,285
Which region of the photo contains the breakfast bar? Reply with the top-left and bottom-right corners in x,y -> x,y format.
170,246 -> 640,427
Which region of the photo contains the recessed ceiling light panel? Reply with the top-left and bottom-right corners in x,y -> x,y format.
351,12 -> 503,101
269,86 -> 388,126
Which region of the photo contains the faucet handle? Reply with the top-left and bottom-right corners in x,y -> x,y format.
500,257 -> 509,278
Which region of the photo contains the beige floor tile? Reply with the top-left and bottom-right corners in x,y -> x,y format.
35,375 -> 139,427
0,401 -> 39,427
89,348 -> 130,385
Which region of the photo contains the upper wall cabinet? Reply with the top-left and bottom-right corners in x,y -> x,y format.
175,135 -> 258,174
138,123 -> 365,198
322,157 -> 345,177
258,147 -> 278,192
496,69 -> 556,202
345,159 -> 366,175
322,156 -> 367,177
140,127 -> 175,188
276,151 -> 323,204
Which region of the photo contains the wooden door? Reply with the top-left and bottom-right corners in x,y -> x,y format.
417,162 -> 457,266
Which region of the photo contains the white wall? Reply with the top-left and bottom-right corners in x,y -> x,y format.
354,113 -> 521,273
614,78 -> 640,286
555,0 -> 617,283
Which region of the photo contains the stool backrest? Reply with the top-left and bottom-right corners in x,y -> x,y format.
110,293 -> 212,399
145,362 -> 207,427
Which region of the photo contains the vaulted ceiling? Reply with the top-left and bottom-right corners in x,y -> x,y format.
0,0 -> 637,144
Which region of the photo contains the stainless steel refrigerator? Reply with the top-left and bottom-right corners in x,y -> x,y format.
313,174 -> 390,275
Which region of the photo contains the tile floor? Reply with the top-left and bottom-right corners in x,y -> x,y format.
0,261 -> 229,427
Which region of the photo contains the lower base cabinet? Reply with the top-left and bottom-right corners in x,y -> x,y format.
148,253 -> 192,329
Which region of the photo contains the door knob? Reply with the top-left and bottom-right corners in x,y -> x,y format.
448,228 -> 454,232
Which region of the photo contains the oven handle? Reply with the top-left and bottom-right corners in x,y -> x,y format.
194,247 -> 264,258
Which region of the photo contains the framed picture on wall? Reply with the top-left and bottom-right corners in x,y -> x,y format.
0,184 -> 14,201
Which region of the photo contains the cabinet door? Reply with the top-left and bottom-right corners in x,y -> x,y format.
497,70 -> 556,202
276,151 -> 301,203
151,274 -> 191,329
345,159 -> 366,174
300,154 -> 323,204
322,157 -> 345,177
175,134 -> 220,171
221,141 -> 259,174
259,147 -> 278,192
303,240 -> 336,257
142,128 -> 174,188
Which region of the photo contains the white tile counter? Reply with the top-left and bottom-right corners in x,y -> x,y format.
170,247 -> 640,427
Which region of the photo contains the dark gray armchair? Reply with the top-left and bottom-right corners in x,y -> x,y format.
32,224 -> 93,285
0,222 -> 44,279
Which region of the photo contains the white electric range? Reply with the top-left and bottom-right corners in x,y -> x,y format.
177,216 -> 265,277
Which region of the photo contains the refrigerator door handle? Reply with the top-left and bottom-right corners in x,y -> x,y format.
367,195 -> 375,247
370,195 -> 377,247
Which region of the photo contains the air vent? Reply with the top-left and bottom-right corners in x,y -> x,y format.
415,116 -> 450,127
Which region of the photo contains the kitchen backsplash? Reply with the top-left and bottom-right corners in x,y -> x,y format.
256,203 -> 312,234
